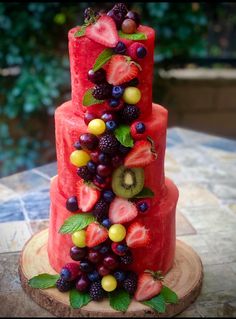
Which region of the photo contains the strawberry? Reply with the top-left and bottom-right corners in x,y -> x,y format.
126,221 -> 150,248
109,197 -> 138,224
130,121 -> 148,141
86,222 -> 108,248
76,180 -> 100,212
134,270 -> 164,301
86,16 -> 119,48
124,139 -> 157,168
107,55 -> 140,85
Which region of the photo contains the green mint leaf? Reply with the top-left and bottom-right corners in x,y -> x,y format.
59,213 -> 95,234
109,289 -> 131,312
83,88 -> 105,107
69,289 -> 91,309
118,31 -> 147,40
133,187 -> 155,198
74,25 -> 86,37
143,294 -> 166,313
93,48 -> 113,72
28,273 -> 60,289
114,125 -> 134,148
160,286 -> 178,304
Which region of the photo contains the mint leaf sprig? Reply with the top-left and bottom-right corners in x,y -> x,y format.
28,273 -> 60,289
114,125 -> 134,148
70,289 -> 91,309
109,289 -> 131,312
59,213 -> 95,234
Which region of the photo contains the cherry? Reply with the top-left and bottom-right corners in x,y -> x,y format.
76,274 -> 90,292
79,133 -> 98,151
98,264 -> 110,276
84,112 -> 97,125
97,164 -> 112,177
70,246 -> 87,261
103,254 -> 119,270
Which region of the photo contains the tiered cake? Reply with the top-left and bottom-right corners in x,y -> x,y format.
47,3 -> 179,302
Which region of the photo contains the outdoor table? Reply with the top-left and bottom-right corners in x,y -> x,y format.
0,127 -> 236,317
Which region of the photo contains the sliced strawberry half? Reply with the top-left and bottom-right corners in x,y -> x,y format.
135,271 -> 164,301
124,139 -> 157,168
86,222 -> 108,248
76,180 -> 100,212
126,221 -> 150,248
107,55 -> 140,85
109,197 -> 138,224
86,15 -> 119,48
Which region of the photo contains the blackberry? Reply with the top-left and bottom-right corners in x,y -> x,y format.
122,271 -> 138,294
77,166 -> 93,181
93,199 -> 109,222
89,281 -> 105,301
56,277 -> 73,292
119,250 -> 133,265
113,3 -> 128,18
120,104 -> 140,124
92,83 -> 112,100
99,134 -> 119,154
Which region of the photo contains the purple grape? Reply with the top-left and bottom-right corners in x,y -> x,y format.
76,274 -> 90,292
97,164 -> 112,177
66,196 -> 78,212
70,246 -> 87,261
79,133 -> 99,151
87,68 -> 106,84
125,11 -> 141,27
103,254 -> 119,270
101,112 -> 116,122
84,112 -> 96,125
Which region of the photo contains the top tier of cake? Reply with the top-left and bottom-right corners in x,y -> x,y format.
68,25 -> 155,118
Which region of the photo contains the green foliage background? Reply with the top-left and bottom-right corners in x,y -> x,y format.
0,2 -> 234,177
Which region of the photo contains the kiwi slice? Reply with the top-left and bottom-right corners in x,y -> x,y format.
112,165 -> 145,199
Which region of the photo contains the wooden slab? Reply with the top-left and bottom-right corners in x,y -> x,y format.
19,229 -> 203,317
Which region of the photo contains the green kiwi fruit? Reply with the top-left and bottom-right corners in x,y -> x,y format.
111,165 -> 144,198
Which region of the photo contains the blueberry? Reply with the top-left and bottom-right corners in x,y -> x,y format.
112,86 -> 124,99
79,260 -> 93,273
60,268 -> 71,281
66,196 -> 78,212
113,41 -> 127,54
135,122 -> 146,134
103,190 -> 115,203
138,202 -> 149,212
117,244 -> 128,253
99,244 -> 110,254
88,270 -> 100,282
137,46 -> 147,59
98,153 -> 111,165
106,120 -> 117,132
87,160 -> 97,173
102,218 -> 112,229
114,270 -> 126,282
108,98 -> 120,108
74,141 -> 82,150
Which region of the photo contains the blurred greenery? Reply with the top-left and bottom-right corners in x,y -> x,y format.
0,2 -> 235,177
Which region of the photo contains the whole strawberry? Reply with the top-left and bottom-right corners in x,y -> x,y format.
135,270 -> 164,301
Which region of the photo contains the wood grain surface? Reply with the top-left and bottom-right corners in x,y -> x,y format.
19,229 -> 203,317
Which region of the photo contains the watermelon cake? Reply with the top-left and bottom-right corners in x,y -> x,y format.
31,3 -> 179,311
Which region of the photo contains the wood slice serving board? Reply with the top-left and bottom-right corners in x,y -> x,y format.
19,229 -> 203,317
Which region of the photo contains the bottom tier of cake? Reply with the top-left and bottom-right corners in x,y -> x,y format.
48,175 -> 178,275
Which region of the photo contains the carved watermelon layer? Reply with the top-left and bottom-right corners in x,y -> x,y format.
68,25 -> 155,118
55,101 -> 167,201
48,175 -> 178,275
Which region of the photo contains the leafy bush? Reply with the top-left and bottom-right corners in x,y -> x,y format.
0,2 -> 216,177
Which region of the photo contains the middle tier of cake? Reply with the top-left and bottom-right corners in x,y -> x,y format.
55,101 -> 168,201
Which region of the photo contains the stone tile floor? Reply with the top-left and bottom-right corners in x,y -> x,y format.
0,127 -> 236,317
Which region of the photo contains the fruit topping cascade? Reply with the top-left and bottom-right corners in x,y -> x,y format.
29,3 -> 179,313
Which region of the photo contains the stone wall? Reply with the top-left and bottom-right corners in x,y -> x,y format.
155,68 -> 236,139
